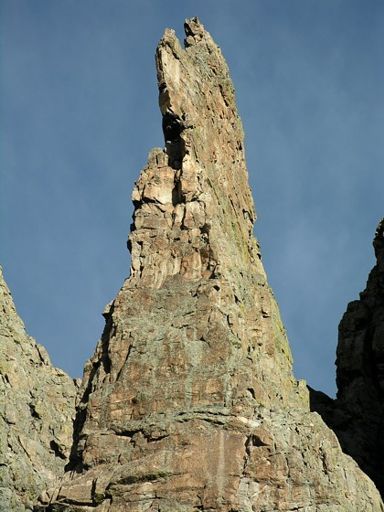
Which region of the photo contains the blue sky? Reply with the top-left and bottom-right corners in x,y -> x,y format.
1,0 -> 383,397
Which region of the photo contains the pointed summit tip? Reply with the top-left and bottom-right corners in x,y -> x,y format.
159,17 -> 208,50
184,17 -> 206,46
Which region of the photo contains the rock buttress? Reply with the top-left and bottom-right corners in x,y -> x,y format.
39,18 -> 384,512
311,219 -> 384,497
0,267 -> 77,511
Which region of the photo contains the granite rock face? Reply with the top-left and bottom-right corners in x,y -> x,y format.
0,267 -> 78,511
35,18 -> 383,512
311,219 -> 384,497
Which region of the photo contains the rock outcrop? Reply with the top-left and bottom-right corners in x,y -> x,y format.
34,18 -> 384,512
311,218 -> 384,497
0,267 -> 78,511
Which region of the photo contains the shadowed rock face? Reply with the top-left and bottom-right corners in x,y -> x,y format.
34,18 -> 384,512
0,267 -> 77,511
311,218 -> 384,497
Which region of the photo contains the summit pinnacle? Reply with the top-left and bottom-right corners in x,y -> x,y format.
31,18 -> 384,512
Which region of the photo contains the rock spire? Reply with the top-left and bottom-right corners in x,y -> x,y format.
33,17 -> 383,512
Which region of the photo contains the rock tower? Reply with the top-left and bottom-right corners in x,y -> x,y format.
36,18 -> 383,512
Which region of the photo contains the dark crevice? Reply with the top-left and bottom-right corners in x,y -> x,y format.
172,179 -> 184,206
66,306 -> 115,472
115,344 -> 133,382
100,319 -> 113,375
98,304 -> 115,374
65,360 -> 99,472
166,137 -> 185,170
50,440 -> 66,460
247,387 -> 256,400
163,112 -> 184,140
29,403 -> 40,419
113,472 -> 169,486
113,428 -> 169,445
113,429 -> 140,438
162,112 -> 186,170
245,434 -> 268,453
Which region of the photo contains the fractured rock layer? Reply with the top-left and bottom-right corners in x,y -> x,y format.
0,267 -> 77,511
38,18 -> 383,512
311,219 -> 384,497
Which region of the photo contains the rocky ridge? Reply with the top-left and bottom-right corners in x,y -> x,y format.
311,218 -> 384,497
33,18 -> 384,512
0,267 -> 78,511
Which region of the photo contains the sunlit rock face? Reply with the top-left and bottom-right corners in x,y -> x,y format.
311,219 -> 384,498
0,267 -> 77,511
36,18 -> 383,512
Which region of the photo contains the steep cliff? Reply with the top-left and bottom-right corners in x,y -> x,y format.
0,267 -> 77,511
34,19 -> 384,512
310,218 -> 384,497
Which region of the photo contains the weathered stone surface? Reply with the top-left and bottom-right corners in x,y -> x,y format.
311,218 -> 384,498
36,18 -> 383,512
0,267 -> 78,511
